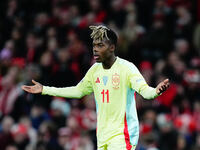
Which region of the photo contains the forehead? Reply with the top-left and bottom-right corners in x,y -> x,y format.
93,38 -> 109,44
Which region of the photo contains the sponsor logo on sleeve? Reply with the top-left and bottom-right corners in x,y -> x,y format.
136,79 -> 143,83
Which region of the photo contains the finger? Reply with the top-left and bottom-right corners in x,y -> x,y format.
163,78 -> 169,84
159,85 -> 166,92
21,85 -> 25,90
160,83 -> 164,89
21,85 -> 32,92
164,82 -> 170,89
167,82 -> 170,87
160,86 -> 165,91
165,83 -> 169,88
32,79 -> 38,85
158,88 -> 163,94
21,85 -> 29,90
22,85 -> 32,90
162,85 -> 167,91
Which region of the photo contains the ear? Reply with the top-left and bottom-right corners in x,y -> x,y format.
110,44 -> 115,52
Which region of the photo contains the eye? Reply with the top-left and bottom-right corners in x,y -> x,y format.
98,44 -> 103,47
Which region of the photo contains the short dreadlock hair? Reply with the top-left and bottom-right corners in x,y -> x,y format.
89,25 -> 118,46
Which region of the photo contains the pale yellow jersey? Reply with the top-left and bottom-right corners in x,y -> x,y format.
42,57 -> 159,148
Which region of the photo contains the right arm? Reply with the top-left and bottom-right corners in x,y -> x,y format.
22,69 -> 93,99
42,86 -> 85,99
42,75 -> 93,98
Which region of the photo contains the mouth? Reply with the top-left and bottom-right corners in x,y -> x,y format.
94,55 -> 100,60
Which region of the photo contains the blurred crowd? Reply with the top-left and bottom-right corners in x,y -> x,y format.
0,0 -> 200,150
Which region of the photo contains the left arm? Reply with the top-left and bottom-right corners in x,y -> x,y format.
128,64 -> 169,99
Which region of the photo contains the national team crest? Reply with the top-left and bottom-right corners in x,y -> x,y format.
112,73 -> 120,89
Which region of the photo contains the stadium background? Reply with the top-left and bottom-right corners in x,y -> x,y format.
0,0 -> 200,150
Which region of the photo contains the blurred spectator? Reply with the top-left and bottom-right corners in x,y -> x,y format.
0,116 -> 14,150
77,132 -> 94,150
192,133 -> 200,150
157,113 -> 178,150
11,28 -> 25,58
80,99 -> 96,130
139,61 -> 153,85
106,0 -> 127,29
50,97 -> 70,129
183,69 -> 200,101
57,127 -> 72,150
39,51 -> 54,85
0,40 -> 14,76
25,32 -> 41,63
153,0 -> 173,23
53,47 -> 76,87
123,4 -> 145,43
79,0 -> 107,29
193,24 -> 200,56
66,31 -> 91,80
65,114 -> 82,149
0,66 -> 21,117
36,120 -> 58,150
19,116 -> 37,150
0,40 -> 14,61
10,123 -> 29,150
141,17 -> 171,62
30,104 -> 50,130
174,5 -> 192,39
174,39 -> 192,65
23,64 -> 41,83
5,144 -> 18,150
33,12 -> 49,39
193,101 -> 200,132
176,134 -> 188,150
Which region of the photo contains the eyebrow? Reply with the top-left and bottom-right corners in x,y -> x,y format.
93,42 -> 104,45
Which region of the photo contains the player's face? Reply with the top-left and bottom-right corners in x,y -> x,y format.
92,39 -> 113,63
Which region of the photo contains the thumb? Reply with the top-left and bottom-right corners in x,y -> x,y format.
163,78 -> 169,84
32,79 -> 38,85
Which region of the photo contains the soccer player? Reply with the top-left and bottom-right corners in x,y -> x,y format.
21,25 -> 170,150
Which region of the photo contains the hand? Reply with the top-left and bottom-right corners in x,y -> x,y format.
21,80 -> 43,94
156,79 -> 170,95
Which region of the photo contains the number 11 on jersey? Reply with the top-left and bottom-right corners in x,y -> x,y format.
101,89 -> 109,103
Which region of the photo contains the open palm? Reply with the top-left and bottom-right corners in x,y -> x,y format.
21,80 -> 43,94
156,79 -> 170,95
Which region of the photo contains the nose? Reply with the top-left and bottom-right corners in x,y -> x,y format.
93,46 -> 98,53
93,49 -> 97,53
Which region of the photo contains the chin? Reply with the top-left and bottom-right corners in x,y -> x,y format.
95,58 -> 102,63
95,60 -> 102,63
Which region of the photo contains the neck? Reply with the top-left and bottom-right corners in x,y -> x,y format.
102,55 -> 116,69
